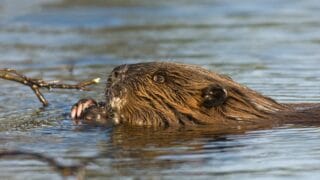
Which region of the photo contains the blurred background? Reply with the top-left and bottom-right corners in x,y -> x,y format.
1,0 -> 320,179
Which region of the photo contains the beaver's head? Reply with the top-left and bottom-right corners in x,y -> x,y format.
106,62 -> 287,128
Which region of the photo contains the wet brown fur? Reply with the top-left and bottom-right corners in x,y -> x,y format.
103,62 -> 320,129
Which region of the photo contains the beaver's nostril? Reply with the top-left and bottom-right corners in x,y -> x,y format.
111,64 -> 129,82
113,71 -> 119,78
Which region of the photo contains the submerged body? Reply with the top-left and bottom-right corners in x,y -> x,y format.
71,62 -> 320,130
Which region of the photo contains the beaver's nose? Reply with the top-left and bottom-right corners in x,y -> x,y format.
111,64 -> 128,82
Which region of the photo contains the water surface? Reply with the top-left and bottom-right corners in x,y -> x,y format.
1,0 -> 320,179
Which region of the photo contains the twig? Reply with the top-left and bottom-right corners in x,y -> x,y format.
0,150 -> 89,179
0,68 -> 100,106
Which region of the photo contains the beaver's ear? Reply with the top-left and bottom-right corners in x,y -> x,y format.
201,84 -> 227,108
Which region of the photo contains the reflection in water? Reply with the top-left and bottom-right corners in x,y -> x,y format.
88,125 -> 320,178
1,0 -> 320,179
93,126 -> 242,177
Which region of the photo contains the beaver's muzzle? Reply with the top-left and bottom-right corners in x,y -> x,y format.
107,64 -> 129,96
110,64 -> 129,85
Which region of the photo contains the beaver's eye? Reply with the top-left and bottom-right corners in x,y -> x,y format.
153,72 -> 166,83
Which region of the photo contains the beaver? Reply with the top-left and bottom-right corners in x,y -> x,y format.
71,62 -> 320,130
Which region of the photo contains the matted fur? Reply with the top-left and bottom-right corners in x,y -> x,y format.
106,62 -> 292,128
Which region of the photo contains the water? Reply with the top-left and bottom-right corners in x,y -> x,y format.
1,0 -> 320,179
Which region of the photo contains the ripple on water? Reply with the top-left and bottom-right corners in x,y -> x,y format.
1,0 -> 320,179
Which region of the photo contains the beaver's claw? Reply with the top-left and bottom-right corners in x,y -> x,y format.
71,98 -> 97,123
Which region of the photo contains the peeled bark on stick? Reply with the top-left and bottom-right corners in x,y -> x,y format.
0,68 -> 100,106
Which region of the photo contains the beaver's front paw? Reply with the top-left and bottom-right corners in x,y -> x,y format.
71,98 -> 97,122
